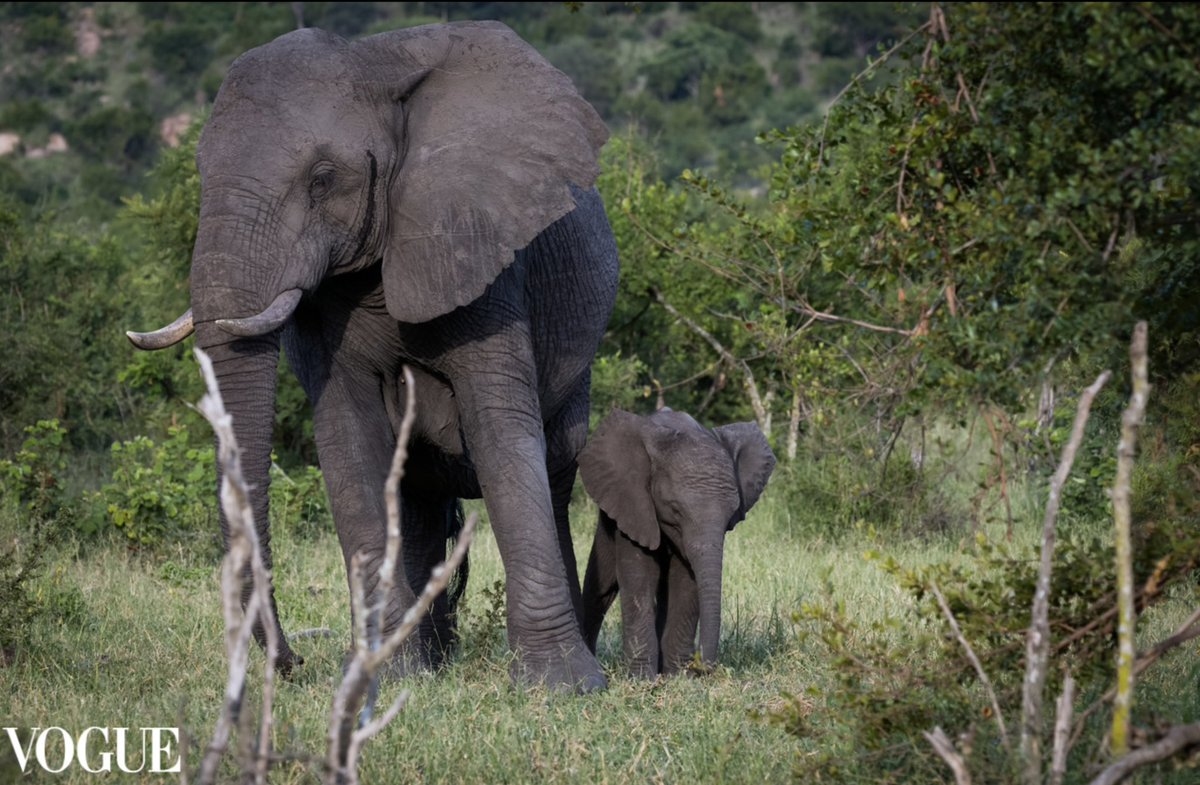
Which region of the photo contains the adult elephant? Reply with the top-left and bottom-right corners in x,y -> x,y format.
127,21 -> 617,693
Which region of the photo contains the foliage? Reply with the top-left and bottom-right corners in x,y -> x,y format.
607,2 -> 1200,450
0,513 -> 49,666
589,351 -> 651,429
95,425 -> 216,544
0,420 -> 70,519
775,505 -> 1200,783
92,423 -> 330,545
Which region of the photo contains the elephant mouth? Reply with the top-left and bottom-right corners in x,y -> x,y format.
126,288 -> 303,350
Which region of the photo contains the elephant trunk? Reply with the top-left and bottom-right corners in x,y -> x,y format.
192,315 -> 301,672
693,539 -> 725,667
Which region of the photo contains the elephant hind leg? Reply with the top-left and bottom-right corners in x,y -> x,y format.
402,493 -> 468,669
545,375 -> 592,625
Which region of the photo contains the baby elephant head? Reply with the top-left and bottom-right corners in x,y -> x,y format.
578,409 -> 776,671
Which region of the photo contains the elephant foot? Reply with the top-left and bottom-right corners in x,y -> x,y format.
510,643 -> 607,693
274,645 -> 305,678
339,635 -> 440,680
627,660 -> 659,681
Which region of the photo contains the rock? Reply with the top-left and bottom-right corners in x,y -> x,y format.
160,112 -> 193,148
46,133 -> 68,153
76,7 -> 101,58
0,132 -> 20,157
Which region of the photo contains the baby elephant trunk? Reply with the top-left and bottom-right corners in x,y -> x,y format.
693,541 -> 725,666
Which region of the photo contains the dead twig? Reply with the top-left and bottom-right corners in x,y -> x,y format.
1021,370 -> 1111,785
1088,722 -> 1200,785
925,727 -> 973,785
1050,675 -> 1075,785
930,581 -> 1010,753
325,367 -> 475,785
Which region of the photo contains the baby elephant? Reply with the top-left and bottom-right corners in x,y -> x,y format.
578,408 -> 776,678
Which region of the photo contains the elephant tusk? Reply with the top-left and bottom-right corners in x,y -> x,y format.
126,309 -> 195,350
216,289 -> 302,337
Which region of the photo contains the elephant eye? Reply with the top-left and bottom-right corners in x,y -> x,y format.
308,167 -> 335,201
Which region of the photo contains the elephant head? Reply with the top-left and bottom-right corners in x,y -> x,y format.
577,409 -> 776,667
126,22 -> 608,666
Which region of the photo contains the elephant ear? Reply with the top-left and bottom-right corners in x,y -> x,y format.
360,21 -> 609,324
713,422 -> 777,528
577,410 -> 660,551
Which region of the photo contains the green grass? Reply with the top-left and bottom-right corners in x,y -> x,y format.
1,467 -> 1197,783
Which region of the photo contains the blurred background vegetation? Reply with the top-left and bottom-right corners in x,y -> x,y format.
3,3 -> 1200,781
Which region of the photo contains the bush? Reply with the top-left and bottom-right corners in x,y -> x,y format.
0,420 -> 70,520
91,421 -> 330,545
95,424 -> 216,544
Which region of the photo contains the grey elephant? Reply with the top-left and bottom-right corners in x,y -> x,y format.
577,409 -> 776,678
127,21 -> 618,692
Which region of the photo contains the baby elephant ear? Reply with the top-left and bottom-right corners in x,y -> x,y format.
577,410 -> 660,551
362,21 -> 609,324
713,422 -> 777,526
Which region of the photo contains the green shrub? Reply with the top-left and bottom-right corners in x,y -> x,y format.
95,424 -> 215,544
773,512 -> 1200,783
0,419 -> 70,519
0,514 -> 49,665
92,421 -> 329,545
270,462 -> 330,540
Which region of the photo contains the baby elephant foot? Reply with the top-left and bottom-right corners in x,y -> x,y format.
510,643 -> 608,694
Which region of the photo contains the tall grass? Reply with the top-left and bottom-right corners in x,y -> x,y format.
1,418 -> 1196,783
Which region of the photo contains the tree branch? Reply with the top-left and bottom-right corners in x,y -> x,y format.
651,288 -> 769,434
930,581 -> 1010,753
924,727 -> 973,785
1088,722 -> 1200,785
1021,370 -> 1111,785
1111,321 -> 1149,756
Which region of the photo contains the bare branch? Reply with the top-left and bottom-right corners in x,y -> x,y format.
327,514 -> 476,785
651,288 -> 769,434
817,20 -> 934,171
1112,322 -> 1150,756
930,582 -> 1009,753
789,297 -> 917,337
1050,675 -> 1075,785
1070,604 -> 1200,750
1088,722 -> 1200,785
1021,370 -> 1111,785
924,727 -> 973,785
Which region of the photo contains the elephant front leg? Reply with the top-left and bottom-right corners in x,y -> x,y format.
658,549 -> 701,676
581,511 -> 620,652
615,534 -> 665,679
449,347 -> 605,692
313,376 -> 425,672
